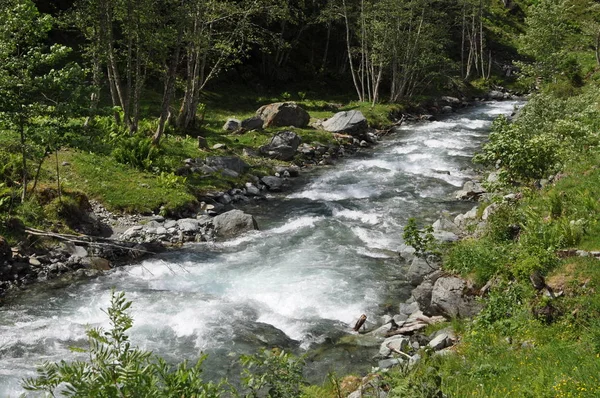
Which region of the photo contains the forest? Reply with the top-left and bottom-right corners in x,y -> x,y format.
3,0 -> 600,396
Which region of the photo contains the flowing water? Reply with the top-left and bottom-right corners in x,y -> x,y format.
0,101 -> 521,396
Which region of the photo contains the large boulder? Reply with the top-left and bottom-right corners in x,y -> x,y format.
430,276 -> 482,318
256,102 -> 310,128
0,236 -> 11,265
322,110 -> 368,136
212,210 -> 259,238
205,156 -> 250,175
259,131 -> 302,161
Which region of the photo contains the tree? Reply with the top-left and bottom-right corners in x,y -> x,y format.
517,0 -> 576,84
0,0 -> 85,202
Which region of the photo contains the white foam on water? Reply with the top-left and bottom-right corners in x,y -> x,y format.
288,185 -> 375,201
392,144 -> 419,155
351,226 -> 398,251
458,118 -> 489,129
269,215 -> 325,234
355,247 -> 393,259
407,153 -> 433,162
332,208 -> 380,225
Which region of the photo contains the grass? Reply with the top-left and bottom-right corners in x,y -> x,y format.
45,150 -> 196,215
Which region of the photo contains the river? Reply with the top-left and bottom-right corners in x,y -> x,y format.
0,100 -> 521,396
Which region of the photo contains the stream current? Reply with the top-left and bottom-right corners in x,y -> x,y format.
0,101 -> 521,396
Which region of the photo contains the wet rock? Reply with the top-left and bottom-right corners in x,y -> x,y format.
322,110 -> 368,136
256,102 -> 310,128
212,210 -> 258,239
261,176 -> 286,191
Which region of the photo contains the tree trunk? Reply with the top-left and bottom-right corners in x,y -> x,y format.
154,35 -> 183,144
19,116 -> 27,202
342,0 -> 363,102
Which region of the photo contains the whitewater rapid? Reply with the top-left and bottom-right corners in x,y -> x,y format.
0,101 -> 521,396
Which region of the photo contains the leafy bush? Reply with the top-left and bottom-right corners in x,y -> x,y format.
112,135 -> 163,171
445,239 -> 511,284
474,281 -> 531,334
403,218 -> 438,258
240,348 -> 305,398
474,115 -> 561,182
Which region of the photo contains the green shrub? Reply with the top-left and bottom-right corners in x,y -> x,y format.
445,239 -> 510,284
112,135 -> 163,171
240,348 -> 306,398
474,281 -> 531,334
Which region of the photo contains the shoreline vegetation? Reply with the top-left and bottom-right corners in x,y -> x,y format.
3,0 -> 600,395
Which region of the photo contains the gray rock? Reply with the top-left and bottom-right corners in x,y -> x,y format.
432,218 -> 461,235
177,218 -> 200,233
245,183 -> 261,196
431,276 -> 482,318
61,242 -> 89,258
433,231 -> 459,243
28,257 -> 41,267
256,102 -> 310,128
261,176 -> 285,191
455,180 -> 486,200
259,131 -> 302,161
406,257 -> 439,286
156,227 -> 167,236
488,90 -> 505,100
441,96 -> 461,104
359,140 -> 369,147
212,143 -> 227,150
482,203 -> 499,220
380,335 -> 409,357
454,206 -> 479,227
240,116 -> 264,130
412,280 -> 434,314
164,220 -> 177,229
428,333 -> 449,350
217,193 -> 233,205
322,110 -> 368,136
441,106 -> 453,113
399,301 -> 419,316
205,156 -> 250,175
222,118 -> 241,131
378,358 -> 403,370
220,169 -> 239,178
212,210 -> 259,239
